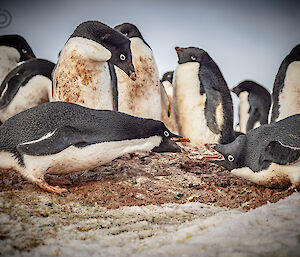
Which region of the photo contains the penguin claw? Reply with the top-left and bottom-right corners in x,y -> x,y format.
37,181 -> 68,195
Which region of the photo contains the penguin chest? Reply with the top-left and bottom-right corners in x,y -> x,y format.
232,160 -> 300,188
0,75 -> 52,123
53,47 -> 113,110
21,137 -> 162,180
238,92 -> 250,133
117,38 -> 161,119
0,46 -> 20,84
173,62 -> 220,146
277,61 -> 300,121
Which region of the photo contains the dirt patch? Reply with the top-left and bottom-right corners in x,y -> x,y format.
0,146 -> 292,210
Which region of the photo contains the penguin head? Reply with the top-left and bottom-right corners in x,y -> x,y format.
210,135 -> 247,171
175,46 -> 210,65
0,34 -> 36,61
161,71 -> 174,84
70,21 -> 136,80
231,81 -> 253,96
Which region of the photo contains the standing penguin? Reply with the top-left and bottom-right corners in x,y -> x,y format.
231,80 -> 271,133
0,58 -> 54,123
0,35 -> 36,84
208,114 -> 300,189
114,22 -> 162,120
0,101 -> 183,194
52,21 -> 136,111
160,71 -> 178,133
173,47 -> 235,147
270,44 -> 300,122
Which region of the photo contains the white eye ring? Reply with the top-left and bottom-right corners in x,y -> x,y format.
22,49 -> 27,54
120,54 -> 126,61
228,155 -> 234,162
164,131 -> 169,137
191,55 -> 196,61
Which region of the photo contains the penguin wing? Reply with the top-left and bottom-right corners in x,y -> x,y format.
109,63 -> 118,111
17,126 -> 87,156
246,106 -> 260,132
263,141 -> 300,165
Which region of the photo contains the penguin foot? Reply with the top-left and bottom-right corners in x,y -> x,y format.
37,181 -> 68,195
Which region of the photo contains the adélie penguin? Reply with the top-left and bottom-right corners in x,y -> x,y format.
0,102 -> 184,194
114,22 -> 162,120
270,44 -> 300,122
0,58 -> 54,124
231,80 -> 271,133
0,34 -> 36,84
207,114 -> 300,189
173,47 -> 235,147
52,20 -> 136,111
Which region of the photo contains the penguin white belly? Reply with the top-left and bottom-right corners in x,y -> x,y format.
0,46 -> 20,84
173,62 -> 220,147
117,37 -> 161,120
277,61 -> 300,121
19,136 -> 162,182
238,92 -> 250,133
0,75 -> 51,123
52,38 -> 113,110
232,160 -> 300,188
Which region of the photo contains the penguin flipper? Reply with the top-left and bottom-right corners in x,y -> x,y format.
246,107 -> 260,132
0,74 -> 23,109
17,126 -> 86,156
109,63 -> 118,111
264,141 -> 300,165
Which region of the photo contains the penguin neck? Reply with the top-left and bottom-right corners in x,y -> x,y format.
0,46 -> 21,84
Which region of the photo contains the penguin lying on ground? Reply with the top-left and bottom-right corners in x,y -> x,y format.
231,80 -> 271,133
270,44 -> 300,122
114,22 -> 162,120
206,114 -> 300,189
0,101 -> 184,194
0,34 -> 36,84
160,71 -> 178,133
52,21 -> 136,111
173,47 -> 235,148
0,58 -> 54,124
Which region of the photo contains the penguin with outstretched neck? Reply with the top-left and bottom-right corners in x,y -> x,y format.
0,102 -> 184,194
173,46 -> 235,147
52,21 -> 136,111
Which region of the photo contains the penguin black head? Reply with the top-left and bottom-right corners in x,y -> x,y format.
161,71 -> 174,84
70,21 -> 136,80
0,34 -> 36,61
231,80 -> 270,97
287,44 -> 300,62
175,46 -> 211,65
211,135 -> 247,171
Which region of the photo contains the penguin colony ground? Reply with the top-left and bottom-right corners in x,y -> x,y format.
0,22 -> 299,193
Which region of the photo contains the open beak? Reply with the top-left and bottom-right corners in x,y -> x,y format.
202,143 -> 225,161
170,133 -> 190,143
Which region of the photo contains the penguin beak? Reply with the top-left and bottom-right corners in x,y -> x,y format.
201,144 -> 225,161
129,63 -> 136,81
170,133 -> 190,143
175,46 -> 184,53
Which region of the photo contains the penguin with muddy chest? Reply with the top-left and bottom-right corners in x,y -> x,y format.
208,114 -> 300,189
0,34 -> 36,84
0,101 -> 184,194
114,23 -> 162,120
52,21 -> 136,111
231,80 -> 271,133
270,44 -> 300,122
0,58 -> 54,124
173,47 -> 235,147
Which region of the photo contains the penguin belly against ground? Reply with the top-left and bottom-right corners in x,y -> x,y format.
270,44 -> 300,122
209,114 -> 300,189
0,35 -> 36,84
114,23 -> 161,120
52,21 -> 136,110
0,102 -> 182,194
160,71 -> 178,133
173,47 -> 235,148
0,58 -> 54,123
231,80 -> 271,133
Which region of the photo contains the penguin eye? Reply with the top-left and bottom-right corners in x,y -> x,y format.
191,55 -> 196,61
164,131 -> 169,137
120,54 -> 126,61
22,49 -> 27,54
228,155 -> 234,162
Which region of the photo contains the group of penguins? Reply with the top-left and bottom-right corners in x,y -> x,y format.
0,20 -> 299,194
